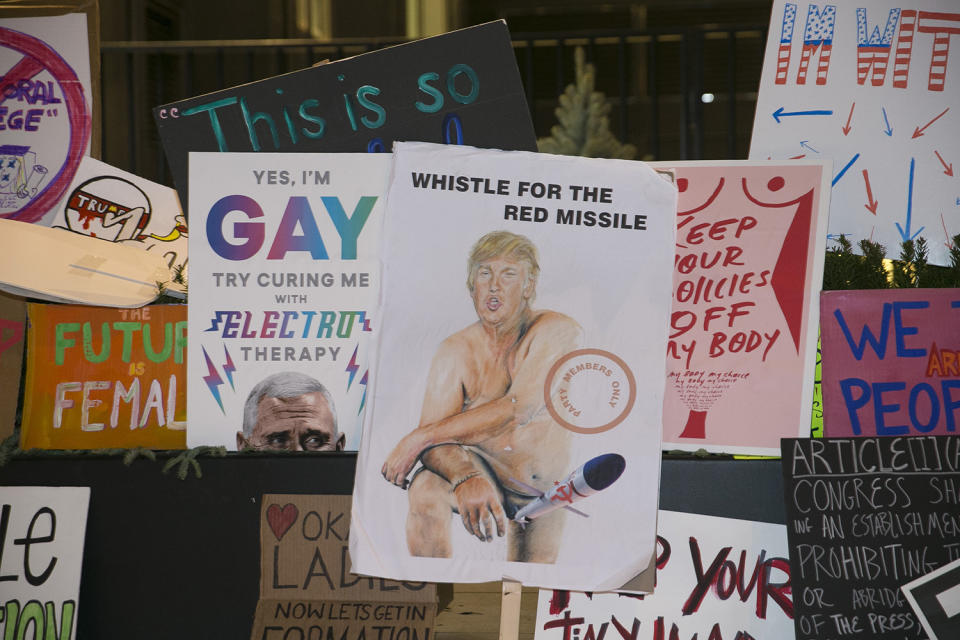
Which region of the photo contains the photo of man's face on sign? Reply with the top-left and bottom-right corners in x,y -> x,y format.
238,371 -> 345,452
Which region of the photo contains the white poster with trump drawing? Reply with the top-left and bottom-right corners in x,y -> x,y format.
350,141 -> 677,590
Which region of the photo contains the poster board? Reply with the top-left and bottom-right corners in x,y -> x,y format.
155,20 -> 537,207
0,292 -> 26,440
0,485 -> 90,640
20,303 -> 187,449
351,142 -> 677,590
653,161 -> 830,455
187,152 -> 389,451
251,494 -> 436,640
0,218 -> 171,308
0,8 -> 95,223
821,288 -> 960,437
38,156 -> 188,294
902,556 -> 960,639
750,0 -> 960,265
782,436 -> 960,640
534,510 -> 793,640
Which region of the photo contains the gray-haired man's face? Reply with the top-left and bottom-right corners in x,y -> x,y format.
238,391 -> 344,451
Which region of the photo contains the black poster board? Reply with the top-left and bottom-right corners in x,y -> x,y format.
153,20 -> 537,208
782,436 -> 960,640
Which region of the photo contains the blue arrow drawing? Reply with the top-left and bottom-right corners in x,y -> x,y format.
896,158 -> 925,241
772,107 -> 834,123
800,140 -> 820,153
832,153 -> 860,187
882,107 -> 893,136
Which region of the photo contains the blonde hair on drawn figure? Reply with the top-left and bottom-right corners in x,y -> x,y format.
466,230 -> 540,301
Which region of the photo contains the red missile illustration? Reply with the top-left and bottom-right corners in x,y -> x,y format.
513,453 -> 626,524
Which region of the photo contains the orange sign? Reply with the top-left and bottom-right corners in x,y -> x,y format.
21,303 -> 187,449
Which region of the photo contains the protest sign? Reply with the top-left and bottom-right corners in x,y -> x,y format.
351,142 -> 677,590
251,494 -> 436,640
0,12 -> 92,223
37,156 -> 188,295
653,161 -> 829,455
535,510 -> 793,640
0,218 -> 171,307
750,0 -> 960,265
0,292 -> 26,440
155,21 -> 536,206
188,152 -> 388,451
20,303 -> 186,449
902,556 -> 960,640
0,486 -> 90,640
782,436 -> 960,640
821,288 -> 960,437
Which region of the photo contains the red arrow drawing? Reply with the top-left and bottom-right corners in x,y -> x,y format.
842,102 -> 855,135
862,169 -> 879,215
934,150 -> 954,177
912,107 -> 950,138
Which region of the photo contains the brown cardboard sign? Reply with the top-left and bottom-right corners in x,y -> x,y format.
253,494 -> 436,640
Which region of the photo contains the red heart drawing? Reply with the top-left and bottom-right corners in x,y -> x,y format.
266,503 -> 298,541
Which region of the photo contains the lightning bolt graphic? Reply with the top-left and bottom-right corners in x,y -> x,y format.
357,311 -> 372,332
205,311 -> 231,332
202,346 -> 226,413
222,345 -> 237,391
345,345 -> 360,390
358,370 -> 369,415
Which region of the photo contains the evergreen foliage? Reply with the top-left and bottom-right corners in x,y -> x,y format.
823,234 -> 960,290
537,47 -> 637,160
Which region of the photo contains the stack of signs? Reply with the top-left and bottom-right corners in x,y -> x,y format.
750,0 -> 960,265
0,13 -> 92,224
0,486 -> 90,639
782,436 -> 960,640
155,20 -> 537,205
0,292 -> 25,440
821,289 -> 960,437
20,303 -> 186,449
252,494 -> 437,640
653,161 -> 830,455
534,511 -> 794,640
187,153 -> 389,451
350,142 -> 677,589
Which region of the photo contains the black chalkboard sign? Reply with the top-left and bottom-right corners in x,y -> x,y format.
782,436 -> 960,640
153,21 -> 537,209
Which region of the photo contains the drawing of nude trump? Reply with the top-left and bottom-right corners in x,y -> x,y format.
381,230 -> 583,563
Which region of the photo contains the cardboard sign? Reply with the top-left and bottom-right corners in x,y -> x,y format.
20,303 -> 186,449
154,21 -> 536,206
750,0 -> 960,265
0,219 -> 171,308
252,494 -> 436,640
0,486 -> 90,640
653,161 -> 829,455
902,556 -> 960,639
351,142 -> 676,590
534,511 -> 794,640
0,292 -> 26,440
821,288 -> 960,437
39,156 -> 188,295
187,152 -> 389,452
0,13 -> 93,223
782,436 -> 960,640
